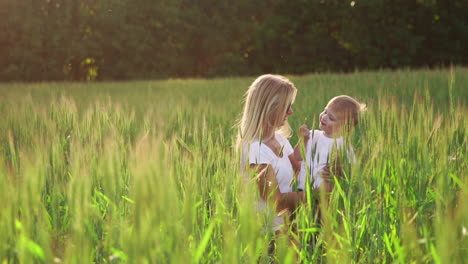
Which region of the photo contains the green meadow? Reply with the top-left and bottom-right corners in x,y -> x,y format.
0,68 -> 467,263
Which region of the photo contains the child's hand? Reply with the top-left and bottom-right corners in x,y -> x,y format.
299,124 -> 310,142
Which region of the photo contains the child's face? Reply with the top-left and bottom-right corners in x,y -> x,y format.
319,106 -> 344,137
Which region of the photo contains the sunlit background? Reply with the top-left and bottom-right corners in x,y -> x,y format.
0,0 -> 467,81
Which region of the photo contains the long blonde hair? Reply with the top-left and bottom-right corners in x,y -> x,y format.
236,74 -> 297,151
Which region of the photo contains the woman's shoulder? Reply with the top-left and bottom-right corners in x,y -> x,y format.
274,132 -> 287,142
243,140 -> 273,156
244,139 -> 259,150
243,140 -> 275,165
275,132 -> 294,144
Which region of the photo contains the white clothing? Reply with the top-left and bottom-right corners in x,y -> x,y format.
298,130 -> 355,190
241,133 -> 294,231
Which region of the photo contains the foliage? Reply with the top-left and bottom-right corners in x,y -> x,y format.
0,68 -> 467,262
0,0 -> 467,81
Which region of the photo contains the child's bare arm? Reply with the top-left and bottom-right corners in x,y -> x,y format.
293,124 -> 310,161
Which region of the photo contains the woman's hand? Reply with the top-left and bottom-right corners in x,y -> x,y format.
320,161 -> 343,192
320,166 -> 333,193
320,165 -> 338,190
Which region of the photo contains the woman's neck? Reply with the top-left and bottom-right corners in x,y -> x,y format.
259,131 -> 275,142
263,135 -> 284,157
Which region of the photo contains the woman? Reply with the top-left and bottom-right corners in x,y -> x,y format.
237,74 -> 305,232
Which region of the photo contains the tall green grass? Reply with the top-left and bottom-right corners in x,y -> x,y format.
0,68 -> 467,263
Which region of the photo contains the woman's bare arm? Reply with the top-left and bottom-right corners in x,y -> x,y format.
288,154 -> 302,174
250,164 -> 309,212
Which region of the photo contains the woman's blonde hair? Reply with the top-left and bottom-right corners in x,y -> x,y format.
236,74 -> 297,150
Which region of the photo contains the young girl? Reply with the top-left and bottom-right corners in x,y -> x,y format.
294,95 -> 366,192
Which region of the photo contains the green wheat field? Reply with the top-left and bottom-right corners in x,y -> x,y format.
1,68 -> 467,263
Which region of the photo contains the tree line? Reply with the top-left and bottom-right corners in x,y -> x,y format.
1,0 -> 467,81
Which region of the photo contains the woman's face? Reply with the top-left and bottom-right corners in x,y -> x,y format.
280,103 -> 294,126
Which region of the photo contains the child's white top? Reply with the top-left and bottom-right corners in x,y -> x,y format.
241,132 -> 294,231
298,130 -> 355,190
